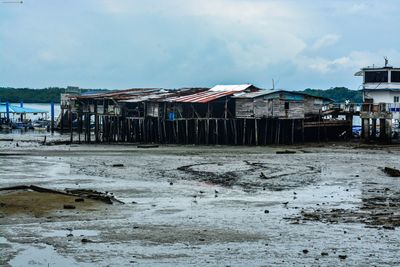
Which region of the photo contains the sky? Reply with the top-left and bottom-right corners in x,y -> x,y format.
1,0 -> 400,90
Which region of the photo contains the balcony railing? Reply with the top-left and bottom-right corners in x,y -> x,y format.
360,103 -> 400,113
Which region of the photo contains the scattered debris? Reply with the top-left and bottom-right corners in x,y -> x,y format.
302,249 -> 309,254
0,185 -> 124,205
338,255 -> 347,260
63,204 -> 76,209
65,188 -> 124,204
81,238 -> 93,243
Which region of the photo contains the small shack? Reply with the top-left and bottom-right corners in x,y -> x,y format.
234,90 -> 332,119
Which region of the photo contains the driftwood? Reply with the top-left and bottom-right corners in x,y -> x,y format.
0,185 -> 124,204
383,167 -> 400,177
276,150 -> 296,154
137,144 -> 159,149
260,172 -> 273,179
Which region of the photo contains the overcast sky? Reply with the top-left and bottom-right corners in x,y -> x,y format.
1,0 -> 399,90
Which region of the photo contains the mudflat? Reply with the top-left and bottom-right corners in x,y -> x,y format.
1,138 -> 400,266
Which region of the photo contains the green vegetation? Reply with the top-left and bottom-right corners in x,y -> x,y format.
0,87 -> 108,103
303,87 -> 362,103
0,86 -> 362,103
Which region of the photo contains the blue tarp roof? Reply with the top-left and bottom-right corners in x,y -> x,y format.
0,104 -> 47,114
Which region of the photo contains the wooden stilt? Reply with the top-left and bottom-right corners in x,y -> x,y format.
255,119 -> 258,145
243,119 -> 246,145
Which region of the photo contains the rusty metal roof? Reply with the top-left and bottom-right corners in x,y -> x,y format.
75,88 -> 162,100
167,84 -> 256,103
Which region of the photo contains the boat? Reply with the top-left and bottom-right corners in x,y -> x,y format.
12,120 -> 32,130
32,119 -> 50,131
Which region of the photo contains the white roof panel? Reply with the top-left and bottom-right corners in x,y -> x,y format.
209,84 -> 253,92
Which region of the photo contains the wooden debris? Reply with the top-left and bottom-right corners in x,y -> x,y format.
260,172 -> 273,179
112,164 -> 124,167
383,167 -> 400,177
0,185 -> 124,204
137,144 -> 159,148
276,150 -> 296,154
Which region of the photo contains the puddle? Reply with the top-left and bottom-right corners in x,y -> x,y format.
9,244 -> 86,267
42,229 -> 99,237
0,236 -> 11,244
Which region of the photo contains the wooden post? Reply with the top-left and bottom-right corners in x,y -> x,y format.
264,119 -> 268,145
60,108 -> 64,132
215,119 -> 219,145
195,119 -> 199,145
185,119 -> 189,144
276,120 -> 280,145
78,112 -> 82,143
255,118 -> 258,145
69,107 -> 73,143
94,102 -> 99,143
233,119 -> 237,145
206,119 -> 209,145
371,118 -> 377,140
243,119 -> 246,145
291,119 -> 295,144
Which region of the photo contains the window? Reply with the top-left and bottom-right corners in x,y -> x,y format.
394,96 -> 399,103
284,102 -> 289,110
391,71 -> 400,82
365,71 -> 388,83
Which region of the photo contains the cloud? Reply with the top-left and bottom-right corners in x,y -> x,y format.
311,34 -> 341,50
1,0 -> 400,90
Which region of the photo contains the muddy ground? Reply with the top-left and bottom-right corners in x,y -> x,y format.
1,136 -> 400,266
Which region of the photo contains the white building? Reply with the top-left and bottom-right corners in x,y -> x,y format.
355,63 -> 400,126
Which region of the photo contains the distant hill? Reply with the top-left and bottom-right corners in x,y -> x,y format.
302,87 -> 362,103
0,87 -> 108,103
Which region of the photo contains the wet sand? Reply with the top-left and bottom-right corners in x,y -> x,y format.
1,137 -> 400,266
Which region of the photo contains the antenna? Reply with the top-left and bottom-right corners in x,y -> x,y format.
1,1 -> 23,3
272,79 -> 275,90
384,56 -> 388,67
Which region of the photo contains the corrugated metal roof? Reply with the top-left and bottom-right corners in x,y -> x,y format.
168,90 -> 237,103
168,84 -> 254,103
75,88 -> 162,100
0,104 -> 47,114
233,90 -> 275,98
234,90 -> 333,102
120,92 -> 175,103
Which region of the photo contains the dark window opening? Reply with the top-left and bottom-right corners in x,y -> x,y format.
394,96 -> 399,103
365,71 -> 388,83
284,102 -> 289,110
391,71 -> 400,82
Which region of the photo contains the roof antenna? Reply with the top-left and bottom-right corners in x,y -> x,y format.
384,56 -> 388,67
272,79 -> 275,90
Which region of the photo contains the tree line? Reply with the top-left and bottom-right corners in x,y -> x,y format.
0,86 -> 363,103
